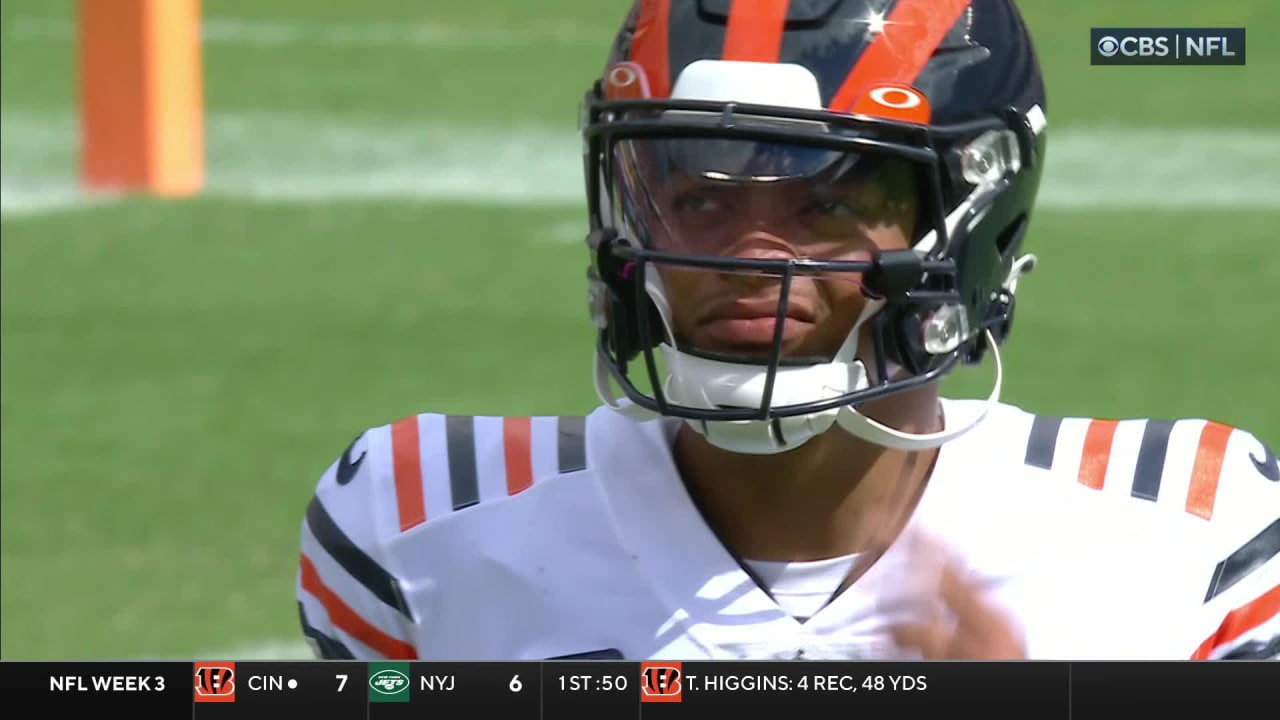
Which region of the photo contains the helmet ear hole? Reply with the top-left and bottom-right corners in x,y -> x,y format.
979,213 -> 1031,354
995,213 -> 1028,260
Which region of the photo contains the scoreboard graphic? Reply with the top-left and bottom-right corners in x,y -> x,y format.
0,660 -> 1272,718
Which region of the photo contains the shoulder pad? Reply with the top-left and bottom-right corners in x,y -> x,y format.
1022,416 -> 1278,521
349,413 -> 588,534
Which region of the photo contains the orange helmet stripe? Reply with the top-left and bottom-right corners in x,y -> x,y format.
722,0 -> 790,62
632,0 -> 673,98
829,0 -> 971,113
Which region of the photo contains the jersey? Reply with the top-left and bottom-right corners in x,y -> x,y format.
295,400 -> 1280,660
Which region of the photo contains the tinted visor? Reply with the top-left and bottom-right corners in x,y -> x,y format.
612,135 -> 921,259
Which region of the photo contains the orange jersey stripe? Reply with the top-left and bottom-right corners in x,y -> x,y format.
1185,422 -> 1235,520
503,416 -> 534,496
722,0 -> 789,62
632,0 -> 672,99
1191,583 -> 1280,659
1078,419 -> 1120,490
829,0 -> 970,113
298,554 -> 417,659
391,415 -> 426,531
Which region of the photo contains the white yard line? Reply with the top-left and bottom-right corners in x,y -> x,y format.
4,112 -> 1279,218
8,16 -> 607,49
1034,128 -> 1280,210
0,180 -> 121,217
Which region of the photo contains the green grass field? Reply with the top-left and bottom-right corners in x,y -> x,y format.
2,0 -> 1277,659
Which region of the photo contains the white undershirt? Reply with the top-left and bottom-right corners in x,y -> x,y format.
659,419 -> 865,620
742,554 -> 861,620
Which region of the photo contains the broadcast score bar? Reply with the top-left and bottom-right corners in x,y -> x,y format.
0,660 -> 1273,719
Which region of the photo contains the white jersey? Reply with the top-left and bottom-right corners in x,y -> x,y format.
296,400 -> 1280,661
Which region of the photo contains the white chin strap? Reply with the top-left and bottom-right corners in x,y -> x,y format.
832,331 -> 1003,451
593,329 -> 1003,454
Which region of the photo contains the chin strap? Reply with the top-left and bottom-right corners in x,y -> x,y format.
593,329 -> 1004,453
830,252 -> 1034,451
593,350 -> 660,421
1006,253 -> 1038,295
829,253 -> 1034,452
834,329 -> 1003,451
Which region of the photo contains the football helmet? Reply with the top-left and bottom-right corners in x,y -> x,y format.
581,0 -> 1046,454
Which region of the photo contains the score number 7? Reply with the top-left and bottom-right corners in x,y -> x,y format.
336,674 -> 348,692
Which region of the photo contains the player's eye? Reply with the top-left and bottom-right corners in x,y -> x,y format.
801,198 -> 863,218
671,192 -> 727,214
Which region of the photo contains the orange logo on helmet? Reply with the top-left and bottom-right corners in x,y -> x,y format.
604,61 -> 652,100
852,83 -> 931,124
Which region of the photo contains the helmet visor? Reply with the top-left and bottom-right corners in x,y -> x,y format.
611,135 -> 921,259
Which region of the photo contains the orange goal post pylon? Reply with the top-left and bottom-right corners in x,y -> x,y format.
78,0 -> 204,196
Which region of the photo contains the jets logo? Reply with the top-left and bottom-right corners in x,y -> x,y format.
369,669 -> 408,695
640,662 -> 682,702
367,663 -> 411,703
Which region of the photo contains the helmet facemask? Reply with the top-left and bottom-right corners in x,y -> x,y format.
586,101 -> 1021,453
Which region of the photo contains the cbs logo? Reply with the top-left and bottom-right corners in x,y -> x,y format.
1096,35 -> 1169,58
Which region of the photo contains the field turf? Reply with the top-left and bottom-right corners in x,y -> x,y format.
2,0 -> 1277,659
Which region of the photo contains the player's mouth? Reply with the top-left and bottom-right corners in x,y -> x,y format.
697,300 -> 816,348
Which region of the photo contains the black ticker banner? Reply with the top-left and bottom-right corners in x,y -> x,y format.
0,659 -> 1273,718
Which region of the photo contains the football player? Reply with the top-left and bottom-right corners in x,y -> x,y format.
297,0 -> 1278,661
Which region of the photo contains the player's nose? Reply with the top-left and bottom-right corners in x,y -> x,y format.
720,230 -> 799,259
718,231 -> 799,289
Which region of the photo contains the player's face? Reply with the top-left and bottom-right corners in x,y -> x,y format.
626,141 -> 919,361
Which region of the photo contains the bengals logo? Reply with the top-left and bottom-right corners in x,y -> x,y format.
640,662 -> 682,702
194,663 -> 236,702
